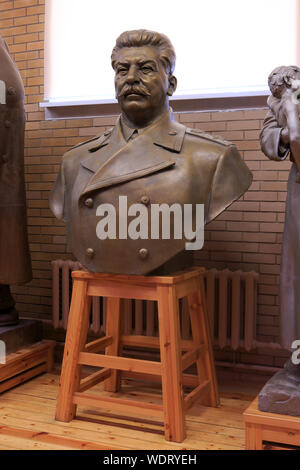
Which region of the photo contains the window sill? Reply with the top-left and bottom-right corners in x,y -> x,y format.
40,93 -> 269,120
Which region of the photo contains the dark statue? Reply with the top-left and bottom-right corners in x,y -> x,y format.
259,65 -> 300,416
50,29 -> 252,275
0,37 -> 32,326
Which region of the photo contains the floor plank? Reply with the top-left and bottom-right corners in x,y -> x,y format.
0,372 -> 263,450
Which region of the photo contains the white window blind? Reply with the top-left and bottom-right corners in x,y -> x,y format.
44,0 -> 299,105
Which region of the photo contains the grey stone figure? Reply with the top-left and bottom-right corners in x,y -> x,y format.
259,65 -> 300,416
0,37 -> 32,326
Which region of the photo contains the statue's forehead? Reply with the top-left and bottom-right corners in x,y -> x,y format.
114,46 -> 160,64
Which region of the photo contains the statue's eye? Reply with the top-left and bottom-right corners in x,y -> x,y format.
141,66 -> 153,74
117,67 -> 128,75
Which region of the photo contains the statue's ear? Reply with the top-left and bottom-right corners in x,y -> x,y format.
167,75 -> 177,96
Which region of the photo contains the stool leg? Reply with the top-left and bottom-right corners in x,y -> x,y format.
157,285 -> 186,443
104,297 -> 122,393
55,279 -> 91,422
187,276 -> 220,407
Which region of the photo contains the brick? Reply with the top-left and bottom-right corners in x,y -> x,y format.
14,0 -> 38,6
244,109 -> 268,119
27,129 -> 52,138
0,18 -> 13,28
260,160 -> 291,171
211,110 -> 245,121
15,50 -> 38,61
27,40 -> 44,51
244,191 -> 277,202
260,264 -> 281,275
242,232 -> 277,243
14,14 -> 38,25
14,32 -> 39,43
260,202 -> 285,212
263,181 -> 288,191
226,221 -> 259,232
244,150 -> 265,160
260,222 -> 284,233
217,130 -> 244,141
0,2 -> 13,11
179,112 -> 211,123
1,25 -> 26,36
235,140 -> 261,151
244,130 -> 260,140
194,121 -> 226,132
227,120 -> 260,130
246,212 -> 276,222
27,22 -> 44,33
27,57 -> 43,67
243,253 -> 276,264
52,128 -> 78,138
217,211 -> 243,221
27,75 -> 43,85
26,4 -> 43,14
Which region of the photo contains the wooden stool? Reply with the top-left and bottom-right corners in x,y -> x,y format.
55,267 -> 219,442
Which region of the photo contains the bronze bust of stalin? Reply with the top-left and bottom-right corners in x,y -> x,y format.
50,30 -> 252,275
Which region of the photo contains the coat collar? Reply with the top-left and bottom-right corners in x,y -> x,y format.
79,109 -> 186,196
85,108 -> 185,156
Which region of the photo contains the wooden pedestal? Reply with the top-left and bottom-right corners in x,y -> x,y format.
243,397 -> 300,450
55,267 -> 220,443
0,340 -> 56,394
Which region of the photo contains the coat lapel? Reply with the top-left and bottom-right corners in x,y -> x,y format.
80,110 -> 186,196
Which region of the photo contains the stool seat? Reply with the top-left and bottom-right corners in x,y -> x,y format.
55,267 -> 219,442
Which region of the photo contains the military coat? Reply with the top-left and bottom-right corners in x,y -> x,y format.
50,110 -> 252,275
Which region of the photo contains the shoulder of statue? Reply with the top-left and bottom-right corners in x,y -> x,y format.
64,128 -> 114,155
185,127 -> 233,147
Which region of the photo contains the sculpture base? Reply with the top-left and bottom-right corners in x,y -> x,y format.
0,319 -> 42,354
244,397 -> 300,450
258,360 -> 300,417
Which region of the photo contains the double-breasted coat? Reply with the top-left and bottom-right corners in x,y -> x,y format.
50,109 -> 252,275
260,95 -> 300,349
0,37 -> 32,285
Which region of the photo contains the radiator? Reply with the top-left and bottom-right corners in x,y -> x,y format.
51,260 -> 259,351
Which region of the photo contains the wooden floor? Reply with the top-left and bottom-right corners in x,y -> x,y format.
0,369 -> 264,450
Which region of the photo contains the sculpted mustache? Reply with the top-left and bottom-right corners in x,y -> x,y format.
118,86 -> 151,97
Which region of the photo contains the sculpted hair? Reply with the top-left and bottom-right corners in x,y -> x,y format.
111,29 -> 176,75
268,65 -> 300,98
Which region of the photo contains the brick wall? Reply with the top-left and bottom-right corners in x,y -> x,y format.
1,0 -> 290,367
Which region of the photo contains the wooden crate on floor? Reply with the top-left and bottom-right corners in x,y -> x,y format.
243,397 -> 300,450
0,340 -> 56,394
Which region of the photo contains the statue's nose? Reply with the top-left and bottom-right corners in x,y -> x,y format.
126,65 -> 139,84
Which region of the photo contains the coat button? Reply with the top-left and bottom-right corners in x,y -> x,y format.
86,248 -> 94,258
1,154 -> 8,163
139,248 -> 149,260
4,120 -> 11,128
84,198 -> 94,208
168,130 -> 177,136
141,195 -> 150,205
